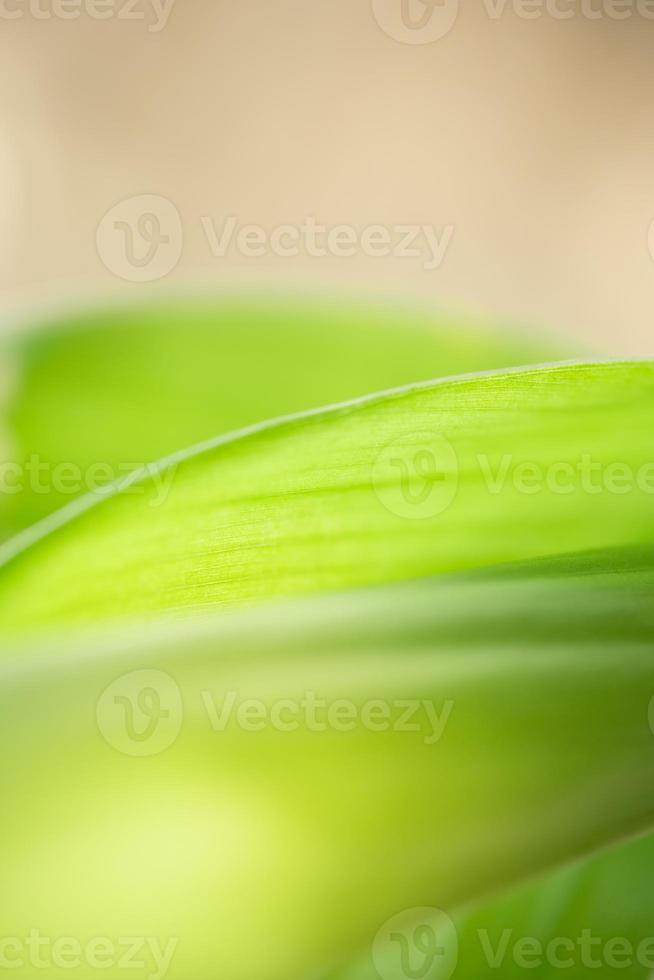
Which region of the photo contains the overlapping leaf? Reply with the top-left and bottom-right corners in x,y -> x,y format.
0,360 -> 652,634
0,299 -> 551,538
1,546 -> 654,979
1,307 -> 651,980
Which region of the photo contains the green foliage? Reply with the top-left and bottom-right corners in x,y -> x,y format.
0,300 -> 650,980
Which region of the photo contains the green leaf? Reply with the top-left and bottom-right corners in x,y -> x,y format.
2,320 -> 651,980
454,831 -> 654,980
333,830 -> 654,979
2,545 -> 654,980
0,298 -> 553,539
0,360 -> 652,635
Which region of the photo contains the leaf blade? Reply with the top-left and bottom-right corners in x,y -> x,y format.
2,546 -> 654,979
1,360 -> 653,634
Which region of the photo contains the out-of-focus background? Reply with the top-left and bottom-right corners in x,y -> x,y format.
1,0 -> 653,353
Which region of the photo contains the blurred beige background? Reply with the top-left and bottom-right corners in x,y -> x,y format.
1,0 -> 653,353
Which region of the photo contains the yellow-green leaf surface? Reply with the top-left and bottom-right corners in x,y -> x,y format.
0,298 -> 553,538
0,360 -> 652,635
2,546 -> 654,980
335,831 -> 654,980
453,831 -> 654,980
1,316 -> 651,980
